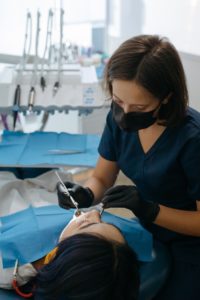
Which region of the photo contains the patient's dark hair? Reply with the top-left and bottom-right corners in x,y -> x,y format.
34,233 -> 140,300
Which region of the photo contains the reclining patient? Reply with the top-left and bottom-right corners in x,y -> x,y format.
0,204 -> 169,300
35,209 -> 140,300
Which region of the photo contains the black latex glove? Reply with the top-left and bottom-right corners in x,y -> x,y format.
56,181 -> 94,210
102,185 -> 160,224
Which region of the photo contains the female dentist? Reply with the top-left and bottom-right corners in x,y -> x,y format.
57,34 -> 200,300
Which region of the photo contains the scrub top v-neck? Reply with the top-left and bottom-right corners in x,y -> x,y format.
98,107 -> 200,264
136,127 -> 170,157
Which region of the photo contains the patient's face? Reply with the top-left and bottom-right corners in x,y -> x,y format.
59,210 -> 125,244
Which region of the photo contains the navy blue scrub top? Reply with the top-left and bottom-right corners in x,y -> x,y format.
98,106 -> 200,264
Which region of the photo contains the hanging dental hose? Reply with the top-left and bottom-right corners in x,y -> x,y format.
13,85 -> 21,130
28,10 -> 41,112
22,12 -> 33,72
13,12 -> 32,130
40,9 -> 54,92
53,8 -> 64,96
12,260 -> 34,298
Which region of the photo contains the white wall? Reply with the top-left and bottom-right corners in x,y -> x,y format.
106,0 -> 200,112
143,0 -> 200,55
180,52 -> 200,111
106,0 -> 144,54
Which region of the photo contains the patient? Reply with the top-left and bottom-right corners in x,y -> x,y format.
0,208 -> 142,300
0,206 -> 169,300
34,210 -> 140,300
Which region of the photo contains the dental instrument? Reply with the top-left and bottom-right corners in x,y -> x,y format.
13,11 -> 32,130
55,171 -> 81,216
13,84 -> 21,130
28,10 -> 41,111
48,149 -> 85,155
22,11 -> 32,69
53,8 -> 64,96
40,9 -> 54,92
55,171 -> 104,217
27,86 -> 35,112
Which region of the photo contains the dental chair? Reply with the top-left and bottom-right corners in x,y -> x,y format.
0,290 -> 21,300
0,241 -> 170,300
0,132 -> 171,299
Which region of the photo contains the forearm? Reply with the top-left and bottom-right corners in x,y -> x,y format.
154,205 -> 200,236
83,156 -> 119,204
84,176 -> 109,203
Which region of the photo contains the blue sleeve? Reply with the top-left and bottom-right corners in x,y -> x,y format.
180,134 -> 200,201
98,111 -> 117,161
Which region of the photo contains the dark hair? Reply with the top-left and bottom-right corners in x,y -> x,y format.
104,34 -> 189,127
34,233 -> 139,300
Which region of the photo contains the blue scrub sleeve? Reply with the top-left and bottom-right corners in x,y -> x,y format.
98,111 -> 117,161
180,134 -> 200,201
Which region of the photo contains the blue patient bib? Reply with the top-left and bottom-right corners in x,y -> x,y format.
102,213 -> 153,262
0,205 -> 152,268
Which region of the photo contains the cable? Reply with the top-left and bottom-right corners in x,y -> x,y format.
12,260 -> 34,299
12,279 -> 33,299
40,9 -> 54,91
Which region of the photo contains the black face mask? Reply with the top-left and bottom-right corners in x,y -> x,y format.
112,102 -> 158,132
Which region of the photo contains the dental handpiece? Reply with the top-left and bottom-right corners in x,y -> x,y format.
55,171 -> 81,215
28,86 -> 35,111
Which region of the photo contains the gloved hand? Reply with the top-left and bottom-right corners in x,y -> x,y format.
56,181 -> 94,210
102,185 -> 160,224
